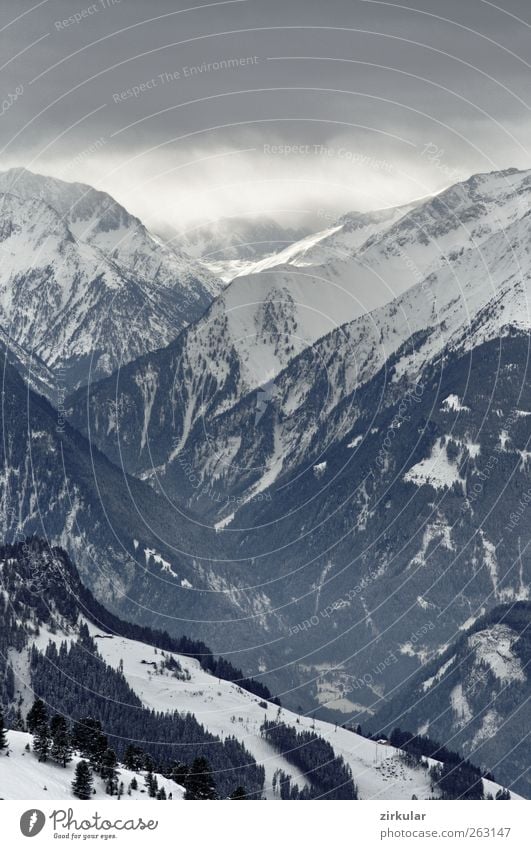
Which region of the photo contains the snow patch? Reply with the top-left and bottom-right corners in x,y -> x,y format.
441,394 -> 470,412
450,683 -> 473,724
404,438 -> 463,491
421,655 -> 456,692
469,625 -> 525,683
143,548 -> 177,578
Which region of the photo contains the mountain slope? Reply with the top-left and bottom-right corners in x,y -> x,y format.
0,330 -> 55,401
0,350 -> 266,654
75,332 -> 531,730
201,335 -> 531,736
0,168 -> 222,389
65,308 -> 531,778
3,539 -> 515,800
368,603 -> 531,798
0,540 -> 265,799
241,204 -> 416,276
227,167 -> 531,333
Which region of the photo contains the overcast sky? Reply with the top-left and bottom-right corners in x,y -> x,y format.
1,0 -> 531,232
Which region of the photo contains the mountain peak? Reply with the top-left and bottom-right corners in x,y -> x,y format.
0,168 -> 222,388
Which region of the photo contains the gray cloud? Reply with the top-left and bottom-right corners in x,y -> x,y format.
1,0 -> 530,229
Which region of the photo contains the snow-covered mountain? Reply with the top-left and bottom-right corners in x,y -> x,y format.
240,204 -> 417,276
4,165 -> 531,799
197,196 -> 531,501
0,168 -> 222,389
1,540 -> 517,800
68,167 -> 531,497
226,167 -> 531,320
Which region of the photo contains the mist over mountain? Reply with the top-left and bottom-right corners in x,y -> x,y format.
159,214 -> 313,282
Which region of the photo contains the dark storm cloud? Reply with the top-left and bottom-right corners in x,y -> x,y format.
1,0 -> 530,228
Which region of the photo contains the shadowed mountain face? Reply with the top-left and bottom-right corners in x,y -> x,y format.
367,602 -> 531,799
0,350 -> 271,657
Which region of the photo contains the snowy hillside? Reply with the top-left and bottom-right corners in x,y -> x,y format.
0,732 -> 184,801
0,596 -> 474,801
6,601 -> 520,801
0,168 -> 222,388
1,532 -> 524,800
84,623 -> 438,800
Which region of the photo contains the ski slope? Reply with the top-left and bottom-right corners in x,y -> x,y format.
86,624 -> 454,800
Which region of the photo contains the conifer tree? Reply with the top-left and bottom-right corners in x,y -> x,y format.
123,743 -> 144,771
27,698 -> 48,733
101,748 -> 119,796
0,708 -> 7,750
33,722 -> 50,762
184,757 -> 217,800
50,715 -> 72,767
145,770 -> 159,798
13,707 -> 25,732
229,786 -> 247,799
72,760 -> 93,800
171,761 -> 188,787
496,788 -> 511,800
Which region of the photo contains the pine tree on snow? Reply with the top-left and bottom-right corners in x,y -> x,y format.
50,714 -> 73,767
0,708 -> 8,750
33,723 -> 50,762
101,748 -> 119,796
184,757 -> 217,800
72,760 -> 94,800
26,698 -> 48,733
